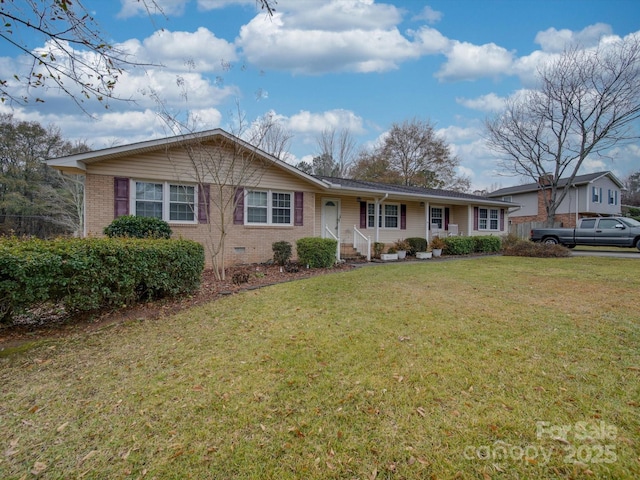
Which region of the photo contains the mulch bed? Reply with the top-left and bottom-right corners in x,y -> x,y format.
0,263 -> 358,350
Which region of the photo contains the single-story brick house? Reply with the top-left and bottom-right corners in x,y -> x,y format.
487,171 -> 624,228
47,129 -> 513,265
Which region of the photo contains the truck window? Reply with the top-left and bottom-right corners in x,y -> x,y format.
598,219 -> 622,229
580,219 -> 596,228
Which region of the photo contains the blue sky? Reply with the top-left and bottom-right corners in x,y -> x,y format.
1,0 -> 639,190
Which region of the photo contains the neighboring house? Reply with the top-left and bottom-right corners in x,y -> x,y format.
487,171 -> 624,228
47,129 -> 513,265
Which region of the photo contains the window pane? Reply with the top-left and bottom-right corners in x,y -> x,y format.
247,191 -> 267,207
136,201 -> 163,218
367,203 -> 375,227
247,207 -> 268,223
489,209 -> 498,229
170,203 -> 194,221
170,185 -> 194,203
431,207 -> 443,228
384,204 -> 398,228
169,185 -> 195,221
272,192 -> 291,224
136,182 -> 163,201
135,182 -> 163,218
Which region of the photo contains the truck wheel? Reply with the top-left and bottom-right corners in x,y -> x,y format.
636,238 -> 640,251
542,237 -> 559,245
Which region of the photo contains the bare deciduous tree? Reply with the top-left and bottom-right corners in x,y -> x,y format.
349,118 -> 469,191
155,98 -> 279,280
315,127 -> 357,178
486,37 -> 640,225
250,111 -> 293,162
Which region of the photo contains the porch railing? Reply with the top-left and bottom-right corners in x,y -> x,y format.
324,225 -> 340,262
353,225 -> 371,261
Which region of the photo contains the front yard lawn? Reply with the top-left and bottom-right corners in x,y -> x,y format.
1,256 -> 638,479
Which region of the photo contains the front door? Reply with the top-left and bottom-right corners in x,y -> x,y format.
322,198 -> 341,240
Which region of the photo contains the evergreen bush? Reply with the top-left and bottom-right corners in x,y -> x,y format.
103,215 -> 172,239
296,237 -> 337,268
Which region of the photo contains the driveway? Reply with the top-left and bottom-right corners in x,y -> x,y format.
571,249 -> 640,259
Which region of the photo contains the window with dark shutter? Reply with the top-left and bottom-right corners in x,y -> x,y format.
400,204 -> 406,230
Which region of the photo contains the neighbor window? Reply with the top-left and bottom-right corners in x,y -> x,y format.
478,208 -> 499,231
134,181 -> 196,222
592,186 -> 602,203
246,190 -> 292,225
367,203 -> 399,228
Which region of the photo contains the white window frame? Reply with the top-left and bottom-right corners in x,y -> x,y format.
132,180 -> 198,224
367,202 -> 400,229
430,207 -> 444,229
478,207 -> 499,231
245,189 -> 293,226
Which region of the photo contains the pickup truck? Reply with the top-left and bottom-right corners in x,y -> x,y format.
530,217 -> 640,250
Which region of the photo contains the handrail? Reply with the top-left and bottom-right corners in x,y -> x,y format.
353,225 -> 371,261
324,225 -> 340,262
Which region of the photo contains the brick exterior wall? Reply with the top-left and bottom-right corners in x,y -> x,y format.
507,190 -> 577,228
85,174 -> 316,267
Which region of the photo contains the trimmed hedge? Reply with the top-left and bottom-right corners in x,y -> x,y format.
441,235 -> 502,255
296,237 -> 337,268
442,236 -> 474,255
104,215 -> 172,239
405,237 -> 427,255
0,237 -> 204,323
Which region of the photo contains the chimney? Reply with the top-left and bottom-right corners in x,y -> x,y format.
538,174 -> 554,187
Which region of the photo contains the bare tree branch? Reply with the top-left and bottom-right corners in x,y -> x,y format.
486,37 -> 640,225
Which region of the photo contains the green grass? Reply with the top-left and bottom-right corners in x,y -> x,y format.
1,256 -> 639,479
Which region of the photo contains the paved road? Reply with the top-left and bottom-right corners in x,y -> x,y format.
571,249 -> 640,259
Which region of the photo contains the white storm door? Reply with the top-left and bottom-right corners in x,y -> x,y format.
322,198 -> 341,240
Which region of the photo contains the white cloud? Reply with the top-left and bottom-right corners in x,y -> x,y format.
118,0 -> 189,18
534,23 -> 612,52
436,41 -> 515,82
238,14 -> 422,74
457,93 -> 506,112
413,6 -> 443,25
119,28 -> 237,72
287,109 -> 365,134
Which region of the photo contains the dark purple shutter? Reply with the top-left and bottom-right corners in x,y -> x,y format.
359,201 -> 367,229
198,184 -> 210,224
400,204 -> 407,230
294,191 -> 304,226
444,207 -> 450,230
233,187 -> 244,225
114,177 -> 129,218
500,208 -> 505,231
473,207 -> 479,230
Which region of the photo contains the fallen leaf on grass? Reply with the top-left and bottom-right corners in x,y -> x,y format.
57,422 -> 69,433
416,407 -> 426,417
80,450 -> 98,464
31,461 -> 47,475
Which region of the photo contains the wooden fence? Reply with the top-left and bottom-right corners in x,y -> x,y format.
509,221 -> 562,239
